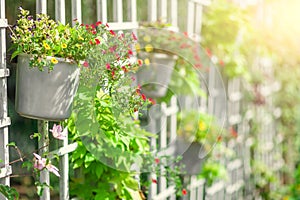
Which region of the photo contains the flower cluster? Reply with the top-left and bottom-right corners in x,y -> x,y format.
136,21 -> 211,71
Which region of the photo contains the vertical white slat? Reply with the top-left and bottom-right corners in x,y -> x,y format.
159,0 -> 167,22
36,0 -> 47,14
0,1 -> 9,195
113,0 -> 123,22
194,3 -> 203,35
170,96 -> 177,141
55,0 -> 66,24
170,0 -> 178,27
148,0 -> 158,22
59,136 -> 69,200
148,118 -> 158,198
0,0 -> 10,191
187,1 -> 194,35
97,0 -> 107,22
130,0 -> 137,22
38,120 -> 50,200
159,103 -> 167,193
72,0 -> 82,25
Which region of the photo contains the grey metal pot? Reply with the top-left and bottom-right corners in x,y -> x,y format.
15,54 -> 80,121
175,138 -> 207,175
136,52 -> 177,98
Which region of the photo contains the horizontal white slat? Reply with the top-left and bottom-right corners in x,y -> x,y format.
0,166 -> 11,179
189,178 -> 205,189
228,114 -> 242,125
48,142 -> 78,159
0,68 -> 9,78
226,180 -> 244,194
206,180 -> 225,195
0,18 -> 7,28
227,159 -> 242,171
229,92 -> 243,102
107,22 -> 139,30
152,186 -> 176,200
0,117 -> 11,128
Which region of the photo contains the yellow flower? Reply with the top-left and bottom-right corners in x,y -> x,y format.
51,57 -> 58,64
144,58 -> 150,66
135,43 -> 141,53
143,35 -> 151,42
198,121 -> 206,131
145,44 -> 153,52
43,42 -> 50,50
61,43 -> 67,48
78,36 -> 84,41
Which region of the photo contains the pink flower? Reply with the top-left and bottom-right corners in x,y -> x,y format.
50,124 -> 67,140
83,61 -> 89,68
33,153 -> 60,177
46,164 -> 60,177
155,158 -> 160,164
132,32 -> 137,40
33,153 -> 46,170
106,63 -> 111,70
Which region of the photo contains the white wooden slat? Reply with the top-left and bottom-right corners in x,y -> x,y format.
159,103 -> 167,193
0,0 -> 10,196
169,96 -> 177,141
0,117 -> 10,128
72,0 -> 82,25
159,0 -> 167,22
194,3 -> 203,35
113,0 -> 123,22
187,1 -> 195,35
0,166 -> 11,179
55,0 -> 66,24
107,22 -> 139,30
0,68 -> 9,78
59,136 -> 69,200
48,142 -> 78,158
148,0 -> 158,22
130,0 -> 137,22
0,18 -> 7,28
36,0 -> 47,14
152,186 -> 176,200
206,181 -> 225,196
226,180 -> 244,195
170,0 -> 178,27
38,120 -> 50,200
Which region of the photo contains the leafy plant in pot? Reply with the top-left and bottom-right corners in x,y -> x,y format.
9,7 -> 114,121
175,110 -> 223,175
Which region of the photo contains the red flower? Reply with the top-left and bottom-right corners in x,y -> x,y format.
83,61 -> 89,68
155,158 -> 160,164
109,30 -> 116,36
141,94 -> 146,101
106,23 -> 109,28
152,179 -> 157,184
149,98 -> 156,105
122,66 -> 128,72
128,49 -> 133,55
183,32 -> 188,37
230,127 -> 238,138
95,21 -> 102,26
182,189 -> 187,196
106,63 -> 111,70
95,38 -> 100,44
89,40 -> 94,45
111,71 -> 115,78
137,59 -> 143,66
219,59 -> 225,67
91,24 -> 95,29
205,48 -> 212,58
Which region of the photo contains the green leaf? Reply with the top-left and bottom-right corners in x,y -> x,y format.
0,184 -> 19,200
6,142 -> 16,148
123,177 -> 139,190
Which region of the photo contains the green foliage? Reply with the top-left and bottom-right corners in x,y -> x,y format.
201,0 -> 251,79
198,161 -> 227,186
0,184 -> 19,200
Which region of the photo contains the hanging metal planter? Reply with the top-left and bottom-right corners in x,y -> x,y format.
15,54 -> 80,121
136,52 -> 177,98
